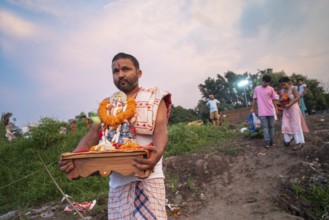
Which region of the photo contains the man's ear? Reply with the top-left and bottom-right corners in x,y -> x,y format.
137,69 -> 142,78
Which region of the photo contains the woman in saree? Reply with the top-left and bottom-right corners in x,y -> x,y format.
279,77 -> 309,150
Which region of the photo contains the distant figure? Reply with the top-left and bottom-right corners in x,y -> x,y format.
279,77 -> 309,150
250,75 -> 278,148
81,115 -> 92,129
70,120 -> 76,133
297,78 -> 307,118
86,118 -> 92,128
5,122 -> 15,142
60,127 -> 67,135
206,94 -> 220,126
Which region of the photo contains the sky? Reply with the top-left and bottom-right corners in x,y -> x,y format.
1,0 -> 329,127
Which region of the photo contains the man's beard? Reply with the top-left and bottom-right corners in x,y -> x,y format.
115,79 -> 138,93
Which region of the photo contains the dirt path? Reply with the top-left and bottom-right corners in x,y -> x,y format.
183,140 -> 304,220
166,113 -> 329,220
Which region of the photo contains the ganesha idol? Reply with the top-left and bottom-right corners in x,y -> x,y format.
90,91 -> 139,152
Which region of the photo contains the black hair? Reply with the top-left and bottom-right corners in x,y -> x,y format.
279,77 -> 290,83
262,75 -> 271,83
112,52 -> 140,69
297,78 -> 304,82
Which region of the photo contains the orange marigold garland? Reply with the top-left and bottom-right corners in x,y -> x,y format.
98,97 -> 136,127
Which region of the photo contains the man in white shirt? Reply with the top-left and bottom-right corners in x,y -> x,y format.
206,94 -> 220,126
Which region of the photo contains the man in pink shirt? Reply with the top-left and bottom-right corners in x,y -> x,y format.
251,75 -> 278,148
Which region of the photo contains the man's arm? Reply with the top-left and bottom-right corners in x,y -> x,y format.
250,98 -> 257,112
59,123 -> 100,174
133,99 -> 168,179
75,124 -> 101,151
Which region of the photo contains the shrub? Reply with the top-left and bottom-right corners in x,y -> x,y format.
30,118 -> 68,149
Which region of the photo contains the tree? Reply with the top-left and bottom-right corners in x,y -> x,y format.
197,70 -> 329,121
169,105 -> 200,124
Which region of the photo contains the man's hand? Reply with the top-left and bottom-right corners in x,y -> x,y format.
58,123 -> 100,179
132,145 -> 160,179
58,159 -> 75,174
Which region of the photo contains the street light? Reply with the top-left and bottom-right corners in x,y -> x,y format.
238,80 -> 249,107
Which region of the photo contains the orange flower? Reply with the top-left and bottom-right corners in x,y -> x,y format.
98,97 -> 136,127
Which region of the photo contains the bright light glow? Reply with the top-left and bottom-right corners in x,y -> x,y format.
238,80 -> 248,87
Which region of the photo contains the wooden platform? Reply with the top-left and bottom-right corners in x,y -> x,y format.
61,149 -> 148,180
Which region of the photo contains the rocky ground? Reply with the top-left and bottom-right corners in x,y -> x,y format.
5,113 -> 328,220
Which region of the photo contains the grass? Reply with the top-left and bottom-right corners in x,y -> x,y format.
166,173 -> 179,194
186,177 -> 197,191
0,121 -> 109,215
165,122 -> 238,156
0,119 -> 239,215
293,181 -> 329,219
220,146 -> 244,155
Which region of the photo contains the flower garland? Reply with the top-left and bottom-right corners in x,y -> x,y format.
98,97 -> 136,127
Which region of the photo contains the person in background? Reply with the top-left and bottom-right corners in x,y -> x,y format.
70,120 -> 76,133
279,77 -> 309,150
273,86 -> 281,121
250,75 -> 278,148
297,78 -> 307,118
206,94 -> 221,126
59,52 -> 171,219
5,122 -> 15,142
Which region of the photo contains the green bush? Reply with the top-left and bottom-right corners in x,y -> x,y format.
0,123 -> 6,145
0,127 -> 108,215
166,123 -> 238,156
30,118 -> 68,149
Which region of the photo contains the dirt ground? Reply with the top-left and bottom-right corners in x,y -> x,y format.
9,113 -> 329,220
164,113 -> 329,220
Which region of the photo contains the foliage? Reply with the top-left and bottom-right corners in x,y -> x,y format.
169,105 -> 200,124
197,71 -> 259,122
293,181 -> 329,219
197,70 -> 329,122
165,172 -> 179,194
220,146 -> 244,155
0,120 -> 240,215
0,126 -> 108,215
88,111 -> 98,117
75,118 -> 90,133
0,123 -> 5,145
30,118 -> 68,149
166,123 -> 238,156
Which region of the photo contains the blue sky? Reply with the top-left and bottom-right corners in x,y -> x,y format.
1,0 -> 329,127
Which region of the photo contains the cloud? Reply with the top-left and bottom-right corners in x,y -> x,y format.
0,9 -> 38,39
8,0 -> 65,17
238,0 -> 311,38
1,0 -> 329,126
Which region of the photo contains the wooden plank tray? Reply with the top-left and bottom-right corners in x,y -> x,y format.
61,149 -> 148,180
